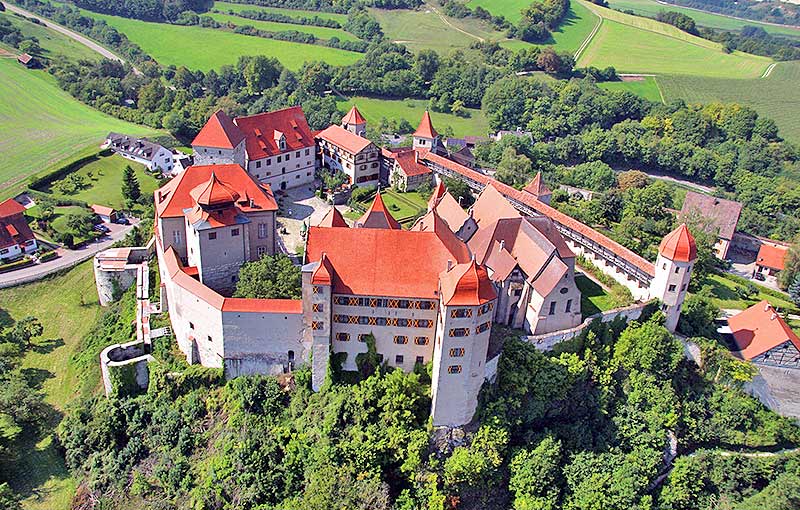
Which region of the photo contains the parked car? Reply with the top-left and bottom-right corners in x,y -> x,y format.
116,216 -> 129,225
94,224 -> 110,234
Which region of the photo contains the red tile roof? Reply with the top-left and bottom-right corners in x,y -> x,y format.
318,207 -> 348,228
439,260 -> 496,306
756,244 -> 788,271
0,199 -> 25,218
410,209 -> 471,262
0,199 -> 34,250
192,109 -> 245,149
316,125 -> 374,154
356,192 -> 401,230
680,191 -> 742,240
659,224 -> 697,263
90,204 -> 115,216
155,164 -> 277,219
311,253 -> 335,285
305,226 -> 471,298
190,172 -> 241,206
18,53 -> 33,64
728,300 -> 800,360
430,192 -> 469,233
342,105 -> 366,125
391,150 -> 431,178
235,106 -> 315,160
414,111 -> 438,139
523,172 -> 551,198
162,246 -> 301,313
428,179 -> 447,210
421,152 -> 656,277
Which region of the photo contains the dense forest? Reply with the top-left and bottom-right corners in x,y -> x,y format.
42,287 -> 800,510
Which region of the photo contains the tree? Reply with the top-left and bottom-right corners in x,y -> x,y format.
18,38 -> 41,56
234,253 -> 301,299
0,483 -> 21,510
496,147 -> 532,187
789,274 -> 800,306
614,317 -> 683,380
509,436 -> 562,510
617,170 -> 650,191
242,55 -> 281,94
7,316 -> 43,349
779,239 -> 800,289
122,165 -> 141,205
443,177 -> 474,208
65,211 -> 95,237
678,294 -> 720,339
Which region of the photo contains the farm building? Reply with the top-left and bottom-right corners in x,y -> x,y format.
91,204 -> 117,223
0,198 -> 37,262
754,243 -> 788,277
725,300 -> 800,369
104,133 -> 174,174
17,53 -> 38,68
679,191 -> 742,259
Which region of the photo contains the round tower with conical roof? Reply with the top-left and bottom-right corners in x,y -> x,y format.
650,224 -> 697,332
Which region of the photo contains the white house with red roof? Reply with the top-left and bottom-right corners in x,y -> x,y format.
316,108 -> 381,187
192,107 -> 316,191
726,300 -> 800,368
0,198 -> 36,262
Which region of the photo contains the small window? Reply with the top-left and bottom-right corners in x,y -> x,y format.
476,322 -> 490,333
267,158 -> 271,165
674,267 -> 680,274
394,335 -> 408,344
450,308 -> 472,318
305,148 -> 310,156
358,334 -> 370,343
449,348 -> 465,357
258,223 -> 268,239
549,301 -> 557,315
218,150 -> 221,155
295,151 -> 300,157
257,246 -> 268,257
449,328 -> 469,337
312,286 -> 323,294
277,156 -> 282,163
256,160 -> 261,168
231,228 -> 240,236
312,303 -> 323,313
395,355 -> 404,364
336,332 -> 350,342
668,284 -> 676,292
681,284 -> 686,291
565,299 -> 572,313
448,365 -> 462,374
208,232 -> 216,240
416,356 -> 424,365
312,321 -> 323,330
208,335 -> 212,343
414,336 -> 429,345
189,322 -> 194,330
286,153 -> 291,161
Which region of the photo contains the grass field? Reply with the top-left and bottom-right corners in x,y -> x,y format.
206,12 -> 360,41
598,76 -> 663,102
212,1 -> 348,23
0,59 -> 155,195
0,11 -> 101,61
703,273 -> 798,313
40,153 -> 162,211
606,0 -> 800,39
577,16 -> 771,77
335,96 -> 490,137
79,11 -> 363,71
0,261 -> 102,510
657,61 -> 800,143
576,273 -> 618,317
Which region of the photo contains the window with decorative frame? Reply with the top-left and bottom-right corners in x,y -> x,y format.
476,322 -> 491,334
449,328 -> 470,337
449,348 -> 465,357
335,332 -> 350,342
393,335 -> 408,344
312,303 -> 323,313
448,365 -> 462,374
312,321 -> 323,330
450,308 -> 472,318
478,302 -> 494,316
414,336 -> 429,345
358,334 -> 370,343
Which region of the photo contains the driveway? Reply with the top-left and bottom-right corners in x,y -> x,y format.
0,219 -> 138,288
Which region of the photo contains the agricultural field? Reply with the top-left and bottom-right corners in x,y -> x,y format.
0,261 -> 102,510
606,0 -> 800,39
466,0 -> 532,23
205,12 -> 360,41
335,96 -> 490,137
38,153 -> 162,211
598,76 -> 663,102
77,11 -> 363,71
577,14 -> 771,77
657,61 -> 800,143
212,1 -> 348,23
0,11 -> 101,61
0,59 -> 155,198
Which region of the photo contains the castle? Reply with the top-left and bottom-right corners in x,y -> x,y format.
96,106 -> 697,428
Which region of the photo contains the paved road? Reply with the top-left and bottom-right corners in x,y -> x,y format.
0,220 -> 137,288
5,3 -> 130,65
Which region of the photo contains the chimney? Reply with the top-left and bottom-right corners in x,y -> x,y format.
499,240 -> 505,252
447,259 -> 453,271
249,198 -> 255,208
771,313 -> 778,321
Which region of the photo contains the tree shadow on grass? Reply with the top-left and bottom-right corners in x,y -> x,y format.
31,337 -> 65,355
20,367 -> 56,390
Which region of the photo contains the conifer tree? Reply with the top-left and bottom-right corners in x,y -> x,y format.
789,274 -> 800,306
121,165 -> 141,205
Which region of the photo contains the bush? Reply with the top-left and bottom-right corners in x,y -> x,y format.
0,257 -> 34,274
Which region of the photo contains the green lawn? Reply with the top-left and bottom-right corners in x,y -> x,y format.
346,189 -> 428,228
576,273 -> 619,318
78,11 -> 363,71
0,261 -> 102,510
466,0 -> 532,23
0,11 -> 101,61
657,61 -> 800,144
335,96 -> 490,138
605,0 -> 800,39
577,17 -> 770,77
0,59 -> 155,197
703,273 -> 798,313
39,153 -> 162,211
206,12 -> 360,41
212,1 -> 348,23
598,76 -> 663,102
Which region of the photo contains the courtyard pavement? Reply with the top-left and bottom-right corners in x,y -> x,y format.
275,183 -> 352,258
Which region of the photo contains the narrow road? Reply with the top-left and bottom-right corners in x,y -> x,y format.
574,10 -> 602,61
761,62 -> 777,78
5,3 -> 131,66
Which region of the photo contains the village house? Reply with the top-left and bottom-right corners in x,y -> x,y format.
724,300 -> 800,369
91,204 -> 117,223
679,191 -> 742,259
192,107 -> 316,191
754,243 -> 788,278
17,53 -> 38,68
104,133 -> 174,174
384,148 -> 432,192
0,198 -> 36,262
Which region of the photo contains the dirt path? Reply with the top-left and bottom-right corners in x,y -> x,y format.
574,10 -> 603,61
5,2 -> 136,71
761,62 -> 777,78
425,1 -> 484,42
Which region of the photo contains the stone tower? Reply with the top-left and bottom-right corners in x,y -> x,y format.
413,111 -> 440,153
302,253 -> 334,391
341,105 -> 367,137
650,224 -> 696,332
431,260 -> 496,427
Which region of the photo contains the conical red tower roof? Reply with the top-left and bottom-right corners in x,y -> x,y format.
357,192 -> 401,230
190,172 -> 240,207
414,111 -> 438,139
523,172 -> 551,198
318,207 -> 348,228
659,224 -> 697,262
440,259 -> 496,306
428,179 -> 447,211
342,105 -> 366,125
